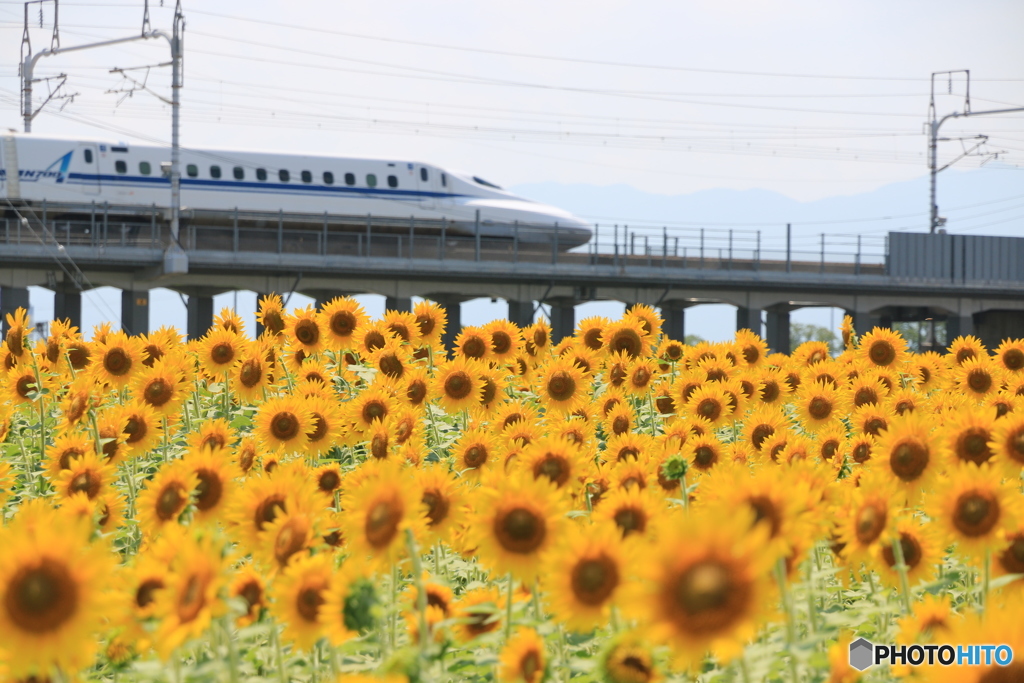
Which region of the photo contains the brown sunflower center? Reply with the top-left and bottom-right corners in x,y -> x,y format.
5,559 -> 78,634
997,534 -> 1024,574
144,378 -> 173,407
239,580 -> 264,614
977,662 -> 1024,683
868,339 -> 896,366
406,379 -> 428,406
239,359 -> 262,388
547,371 -> 577,402
378,353 -> 404,379
255,495 -> 286,530
957,428 -> 993,465
443,371 -> 472,401
534,455 -> 570,487
881,533 -> 922,570
296,585 -> 325,622
491,331 -> 513,355
103,347 -> 131,376
274,517 -> 309,567
462,336 -> 487,359
696,397 -> 722,422
583,328 -> 603,351
808,397 -> 832,421
821,439 -> 839,460
294,320 -> 319,346
609,328 -> 643,358
270,412 -> 300,441
123,414 -> 149,445
855,503 -> 886,545
363,330 -> 387,353
692,445 -> 717,471
318,470 -> 341,493
611,415 -> 630,436
68,343 -> 90,369
305,415 -> 328,445
864,417 -> 887,436
495,506 -> 546,554
613,506 -> 646,536
330,310 -> 358,338
967,368 -> 993,394
672,561 -> 747,633
953,491 -> 1000,537
631,367 -> 652,389
156,483 -> 186,521
15,375 -> 36,399
262,310 -> 285,335
69,470 -> 101,499
194,469 -> 223,512
747,496 -> 782,538
750,424 -> 774,451
365,499 -> 403,548
135,578 -> 164,609
853,441 -> 872,464
1003,348 -> 1024,371
571,555 -> 620,606
422,488 -> 450,527
210,342 -> 235,366
890,439 -> 929,481
760,381 -> 781,403
57,447 -> 86,471
854,387 -> 878,407
370,433 -> 389,460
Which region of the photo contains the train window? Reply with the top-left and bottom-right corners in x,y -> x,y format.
473,176 -> 502,190
279,169 -> 290,182
83,149 -> 93,163
420,168 -> 428,182
115,160 -> 127,174
301,170 -> 313,184
111,146 -> 128,153
344,172 -> 356,186
139,161 -> 151,175
441,173 -> 447,187
366,174 -> 377,188
210,165 -> 222,179
323,171 -> 334,185
233,166 -> 244,180
387,175 -> 398,188
186,164 -> 198,178
256,168 -> 267,181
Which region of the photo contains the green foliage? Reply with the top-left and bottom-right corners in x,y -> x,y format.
789,322 -> 842,355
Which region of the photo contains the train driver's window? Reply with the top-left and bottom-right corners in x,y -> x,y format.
420,168 -> 428,182
323,172 -> 334,185
210,165 -> 222,179
441,173 -> 447,187
233,167 -> 245,180
366,174 -> 377,188
256,168 -> 267,181
279,169 -> 290,182
344,173 -> 356,186
186,164 -> 198,178
387,175 -> 398,188
115,160 -> 127,174
139,161 -> 152,175
83,149 -> 93,163
301,170 -> 313,184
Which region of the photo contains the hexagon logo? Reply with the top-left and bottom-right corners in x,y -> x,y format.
849,637 -> 874,671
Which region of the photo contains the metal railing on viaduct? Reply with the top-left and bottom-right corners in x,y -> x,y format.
2,202 -> 1023,351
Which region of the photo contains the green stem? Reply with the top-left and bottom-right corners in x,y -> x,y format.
775,558 -> 799,683
273,626 -> 287,683
982,551 -> 991,613
890,536 -> 913,615
406,529 -> 430,657
531,581 -> 542,621
504,571 -> 515,641
223,616 -> 240,683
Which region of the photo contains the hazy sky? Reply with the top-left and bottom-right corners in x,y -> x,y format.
3,0 -> 1023,338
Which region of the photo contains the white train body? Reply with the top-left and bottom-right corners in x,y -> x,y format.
0,133 -> 592,247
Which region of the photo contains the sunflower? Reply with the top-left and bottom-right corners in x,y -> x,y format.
603,318 -> 649,359
401,365 -> 431,408
130,358 -> 186,416
576,316 -> 609,353
150,528 -> 227,659
58,375 -> 96,431
592,486 -> 662,539
257,505 -> 319,572
137,464 -> 198,537
498,627 -> 547,683
44,431 -> 94,480
948,335 -> 987,366
604,351 -> 631,389
228,470 -> 316,551
117,401 -> 163,458
229,562 -> 267,627
467,473 -> 568,580
319,296 -> 367,350
368,338 -> 412,385
89,331 -> 146,388
604,432 -> 653,464
626,508 -> 774,671
453,427 -> 499,478
497,400 -> 541,431
994,338 -> 1024,373
234,435 -> 259,476
542,522 -> 626,631
894,593 -> 953,650
845,372 -> 889,409
0,505 -> 114,677
95,407 -> 129,465
742,405 -> 788,454
753,367 -> 790,407
954,356 -> 1001,399
318,559 -> 375,647
382,309 -> 422,346
870,411 -> 939,504
432,357 -> 483,414
925,464 -> 1020,561
989,412 -> 1024,478
5,366 -> 45,406
685,433 -> 727,474
603,403 -> 635,438
181,446 -> 237,524
301,394 -> 344,456
455,325 -> 490,361
834,471 -> 900,567
283,305 -> 325,355
140,325 -> 183,368
792,340 -> 832,367
412,299 -> 447,347
415,465 -> 466,544
814,423 -> 846,465
685,384 -> 730,426
937,409 -> 996,470
197,327 -> 247,378
339,460 -> 427,569
623,357 -> 659,397
858,327 -> 908,369
626,304 -> 662,339
53,450 -> 115,502
475,363 -> 510,415
230,341 -> 273,404
599,634 -> 662,683
404,577 -> 453,645
521,436 -> 584,492
485,319 -> 524,363
869,517 -> 941,589
254,395 -> 314,454
795,379 -> 841,431
452,586 -> 503,643
851,404 -> 889,437
993,521 -> 1024,585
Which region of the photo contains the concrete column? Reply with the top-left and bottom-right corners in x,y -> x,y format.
548,300 -> 576,344
187,294 -> 214,340
431,296 -> 463,357
946,313 -> 975,342
847,309 -> 882,336
735,306 -> 763,337
766,309 -> 791,355
507,300 -> 535,328
661,304 -> 686,341
53,288 -> 83,329
0,286 -> 31,337
121,289 -> 150,336
385,296 -> 412,313
974,310 -> 1024,349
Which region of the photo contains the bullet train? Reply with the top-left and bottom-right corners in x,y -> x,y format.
0,133 -> 592,248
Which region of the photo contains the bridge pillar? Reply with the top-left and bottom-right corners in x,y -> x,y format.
187,295 -> 215,340
765,309 -> 790,355
946,313 -> 975,342
53,286 -> 83,330
547,299 -> 576,344
974,310 -> 1024,349
121,289 -> 150,336
0,286 -> 30,337
429,295 -> 464,357
661,303 -> 687,341
507,300 -> 535,328
848,310 -> 883,336
735,306 -> 763,337
385,296 -> 412,313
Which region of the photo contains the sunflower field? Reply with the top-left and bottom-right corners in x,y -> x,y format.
1,298 -> 1023,683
